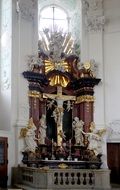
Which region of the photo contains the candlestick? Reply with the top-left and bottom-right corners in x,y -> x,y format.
51,138 -> 55,160
68,139 -> 72,160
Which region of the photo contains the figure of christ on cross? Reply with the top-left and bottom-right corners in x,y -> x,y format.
43,86 -> 76,146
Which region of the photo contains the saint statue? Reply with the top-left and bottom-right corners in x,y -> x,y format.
72,117 -> 84,146
38,114 -> 47,144
20,117 -> 38,153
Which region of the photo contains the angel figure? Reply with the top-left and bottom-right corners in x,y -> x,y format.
47,99 -> 55,110
38,114 -> 47,144
86,122 -> 106,156
72,117 -> 84,146
20,118 -> 38,153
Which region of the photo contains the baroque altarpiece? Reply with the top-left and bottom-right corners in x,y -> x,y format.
21,30 -> 103,169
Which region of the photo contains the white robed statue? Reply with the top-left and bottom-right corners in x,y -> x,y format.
38,114 -> 47,144
72,117 -> 84,146
20,118 -> 38,153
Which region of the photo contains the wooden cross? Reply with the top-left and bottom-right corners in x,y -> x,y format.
43,86 -> 76,146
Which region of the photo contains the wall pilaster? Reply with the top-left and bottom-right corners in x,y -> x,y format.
14,0 -> 38,127
81,0 -> 108,168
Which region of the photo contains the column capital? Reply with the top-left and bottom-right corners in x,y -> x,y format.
85,15 -> 105,32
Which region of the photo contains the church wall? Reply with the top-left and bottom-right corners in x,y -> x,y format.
0,0 -> 14,185
13,0 -> 38,127
0,0 -> 11,131
81,0 -> 120,142
81,0 -> 106,131
88,32 -> 105,127
104,0 -> 120,142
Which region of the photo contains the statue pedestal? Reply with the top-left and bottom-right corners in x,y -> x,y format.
12,166 -> 111,190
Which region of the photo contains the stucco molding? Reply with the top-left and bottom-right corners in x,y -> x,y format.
107,120 -> 120,142
82,0 -> 105,32
16,0 -> 37,21
85,15 -> 105,32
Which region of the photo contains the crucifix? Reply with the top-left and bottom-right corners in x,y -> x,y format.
43,86 -> 76,146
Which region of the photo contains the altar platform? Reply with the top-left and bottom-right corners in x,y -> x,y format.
12,166 -> 111,190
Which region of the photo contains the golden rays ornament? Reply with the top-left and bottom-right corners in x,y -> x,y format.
49,75 -> 70,87
38,28 -> 78,87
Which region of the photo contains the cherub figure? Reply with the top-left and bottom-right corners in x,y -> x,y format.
47,99 -> 55,110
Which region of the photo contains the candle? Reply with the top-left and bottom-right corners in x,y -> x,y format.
69,139 -> 71,146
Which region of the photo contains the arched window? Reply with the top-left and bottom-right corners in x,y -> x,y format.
38,1 -> 81,58
38,5 -> 69,38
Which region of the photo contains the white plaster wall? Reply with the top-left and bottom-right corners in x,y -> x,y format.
0,0 -> 11,131
0,0 -> 16,186
81,0 -> 120,143
80,0 -> 106,130
103,0 -> 120,142
88,32 -> 105,127
15,0 -> 38,127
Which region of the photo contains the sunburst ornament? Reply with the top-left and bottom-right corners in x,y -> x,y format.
44,59 -> 70,74
49,74 -> 70,87
38,28 -> 79,87
83,61 -> 91,70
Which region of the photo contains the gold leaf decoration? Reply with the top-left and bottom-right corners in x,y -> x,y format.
49,75 -> 70,87
44,60 -> 71,74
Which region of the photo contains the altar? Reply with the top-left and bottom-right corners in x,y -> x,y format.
12,29 -> 111,190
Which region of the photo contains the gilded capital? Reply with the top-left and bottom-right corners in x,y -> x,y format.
76,95 -> 95,104
28,91 -> 42,99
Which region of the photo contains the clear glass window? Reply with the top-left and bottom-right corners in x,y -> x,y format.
38,6 -> 68,38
